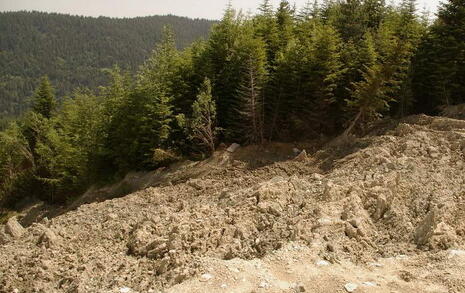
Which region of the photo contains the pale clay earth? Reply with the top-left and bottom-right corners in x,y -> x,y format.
1,114 -> 465,293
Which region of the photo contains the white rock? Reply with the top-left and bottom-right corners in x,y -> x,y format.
317,218 -> 332,226
448,249 -> 465,258
226,143 -> 240,153
5,217 -> 25,238
220,284 -> 228,288
259,281 -> 270,288
228,266 -> 240,273
344,283 -> 358,292
293,283 -> 306,292
311,173 -> 324,180
200,273 -> 213,282
316,260 -> 331,266
108,213 -> 118,220
119,287 -> 131,293
362,281 -> 377,287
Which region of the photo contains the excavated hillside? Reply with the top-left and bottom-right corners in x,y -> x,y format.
1,114 -> 465,293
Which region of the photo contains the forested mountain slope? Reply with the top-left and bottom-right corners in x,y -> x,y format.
0,11 -> 214,117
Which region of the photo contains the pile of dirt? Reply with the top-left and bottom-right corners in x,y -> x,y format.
0,114 -> 464,293
441,104 -> 465,120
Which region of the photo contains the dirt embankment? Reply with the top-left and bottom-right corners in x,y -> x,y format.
1,114 -> 465,293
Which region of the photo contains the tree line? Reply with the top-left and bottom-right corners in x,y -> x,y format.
1,0 -> 464,206
0,11 -> 215,118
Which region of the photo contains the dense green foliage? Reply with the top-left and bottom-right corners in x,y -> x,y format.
1,0 -> 465,206
412,0 -> 465,113
0,11 -> 214,117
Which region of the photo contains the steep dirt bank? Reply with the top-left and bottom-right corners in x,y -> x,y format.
0,114 -> 464,293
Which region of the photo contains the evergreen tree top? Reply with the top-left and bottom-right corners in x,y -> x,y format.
31,76 -> 56,119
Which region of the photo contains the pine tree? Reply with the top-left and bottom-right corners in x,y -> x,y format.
344,37 -> 412,136
326,0 -> 368,42
190,78 -> 218,154
22,77 -> 58,167
237,56 -> 267,144
204,6 -> 243,135
413,0 -> 465,111
302,22 -> 343,134
255,0 -> 280,62
0,122 -> 34,205
344,64 -> 390,136
270,21 -> 343,138
364,0 -> 387,29
106,27 -> 177,171
234,24 -> 268,144
394,0 -> 424,116
276,0 -> 295,49
297,0 -> 320,20
258,0 -> 274,15
31,76 -> 56,119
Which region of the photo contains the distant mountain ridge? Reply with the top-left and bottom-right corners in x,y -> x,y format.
0,11 -> 215,117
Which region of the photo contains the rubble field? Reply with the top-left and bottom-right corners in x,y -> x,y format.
1,114 -> 464,293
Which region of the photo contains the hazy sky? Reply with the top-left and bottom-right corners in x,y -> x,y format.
0,0 -> 442,20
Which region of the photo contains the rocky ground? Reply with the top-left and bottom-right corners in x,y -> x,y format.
1,114 -> 465,293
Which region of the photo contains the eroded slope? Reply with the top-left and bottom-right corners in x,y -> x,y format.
1,115 -> 464,293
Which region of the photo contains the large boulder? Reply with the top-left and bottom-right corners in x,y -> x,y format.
226,143 -> 240,153
414,208 -> 457,249
4,216 -> 25,238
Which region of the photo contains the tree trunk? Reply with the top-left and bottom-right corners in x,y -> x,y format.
343,109 -> 362,138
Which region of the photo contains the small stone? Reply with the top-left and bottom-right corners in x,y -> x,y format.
399,270 -> 414,282
294,283 -> 306,292
37,228 -> 59,248
362,281 -> 377,287
259,281 -> 269,288
345,222 -> 358,239
373,195 -> 388,220
108,213 -> 118,220
294,150 -> 308,162
327,243 -> 335,252
344,283 -> 358,292
349,218 -> 360,228
448,249 -> 465,258
293,148 -> 301,154
119,287 -> 131,293
228,266 -> 240,273
316,260 -> 330,266
220,284 -> 227,288
311,173 -> 324,180
40,260 -> 52,270
200,273 -> 213,282
317,218 -> 332,226
5,217 -> 25,238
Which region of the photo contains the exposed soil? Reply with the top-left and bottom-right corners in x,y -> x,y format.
1,114 -> 464,293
